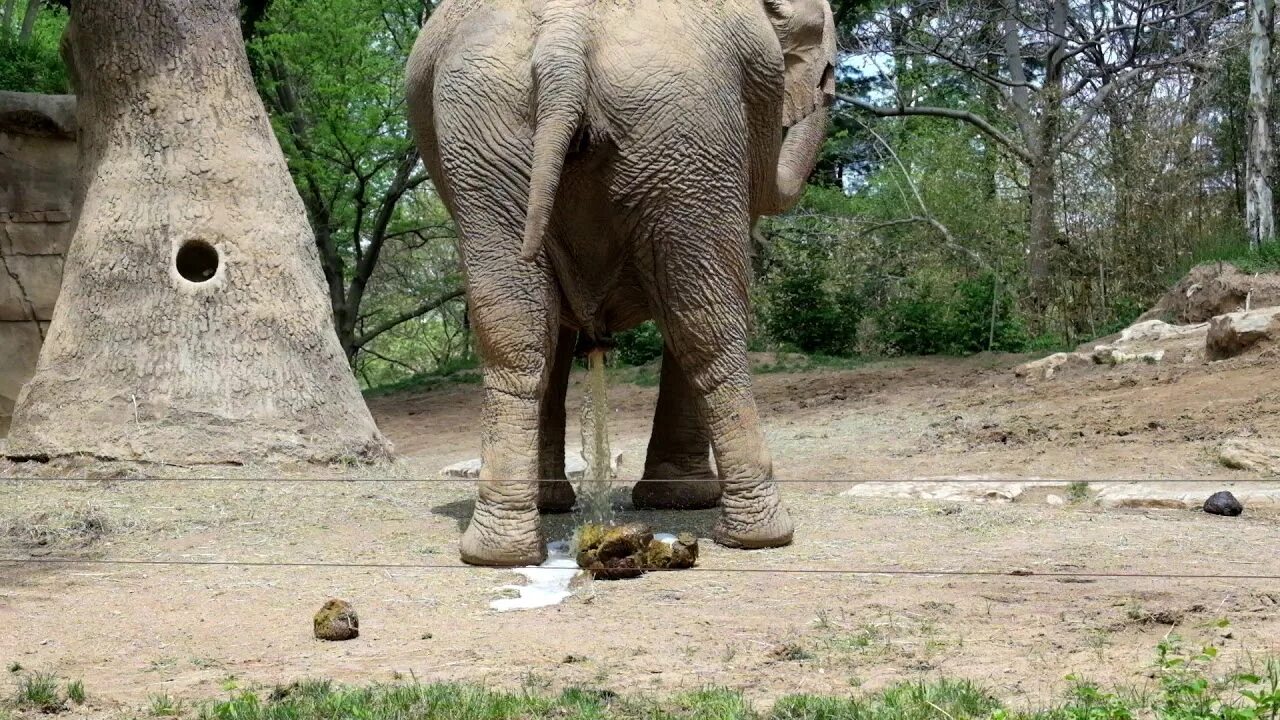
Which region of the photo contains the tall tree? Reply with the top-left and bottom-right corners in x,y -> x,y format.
7,0 -> 390,463
1247,0 -> 1276,249
247,0 -> 462,367
843,0 -> 1234,308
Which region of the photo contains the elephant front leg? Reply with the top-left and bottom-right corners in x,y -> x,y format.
633,346 -> 721,510
538,326 -> 578,514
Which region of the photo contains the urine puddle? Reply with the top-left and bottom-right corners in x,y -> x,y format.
489,541 -> 580,612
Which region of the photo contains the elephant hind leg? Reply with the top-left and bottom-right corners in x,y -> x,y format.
618,168 -> 792,548
538,326 -> 578,514
633,345 -> 721,510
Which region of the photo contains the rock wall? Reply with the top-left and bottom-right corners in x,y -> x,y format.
0,92 -> 77,436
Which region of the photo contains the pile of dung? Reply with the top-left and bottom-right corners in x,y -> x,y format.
575,522 -> 698,580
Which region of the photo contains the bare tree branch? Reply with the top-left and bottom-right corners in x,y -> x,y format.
839,93 -> 1034,163
355,287 -> 465,349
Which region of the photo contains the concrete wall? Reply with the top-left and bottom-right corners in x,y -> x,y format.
0,92 -> 77,436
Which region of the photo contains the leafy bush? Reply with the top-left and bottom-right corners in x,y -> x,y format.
613,322 -> 664,367
878,273 -> 1027,356
0,9 -> 70,94
757,238 -> 861,356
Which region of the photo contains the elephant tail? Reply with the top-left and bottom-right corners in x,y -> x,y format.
519,0 -> 591,262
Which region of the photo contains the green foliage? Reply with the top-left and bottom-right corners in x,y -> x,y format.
150,693 -> 183,717
877,273 -> 1028,356
250,0 -> 465,377
0,7 -> 70,94
759,242 -> 862,356
362,355 -> 480,398
12,671 -> 63,713
773,679 -> 1000,720
64,679 -> 85,706
1181,234 -> 1280,275
187,643 -> 1280,719
613,322 -> 665,367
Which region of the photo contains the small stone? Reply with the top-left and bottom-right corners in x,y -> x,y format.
1046,494 -> 1065,506
314,599 -> 359,641
1203,491 -> 1243,517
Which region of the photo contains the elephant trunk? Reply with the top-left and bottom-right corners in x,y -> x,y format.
519,0 -> 591,262
764,105 -> 829,216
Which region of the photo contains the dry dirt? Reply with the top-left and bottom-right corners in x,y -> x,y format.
1,351 -> 1279,716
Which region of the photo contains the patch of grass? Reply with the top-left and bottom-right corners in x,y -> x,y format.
184,639 -> 1280,720
753,353 -> 870,375
1067,482 -> 1091,503
362,358 -> 481,398
150,693 -> 182,717
13,671 -> 63,713
64,680 -> 85,705
774,679 -> 999,720
1,503 -> 111,548
1182,234 -> 1280,275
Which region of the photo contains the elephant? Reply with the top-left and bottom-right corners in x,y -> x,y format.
406,0 -> 837,566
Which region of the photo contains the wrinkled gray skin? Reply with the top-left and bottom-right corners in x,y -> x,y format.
407,0 -> 836,566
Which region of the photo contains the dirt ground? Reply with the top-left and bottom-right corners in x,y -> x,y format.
1,351 -> 1279,716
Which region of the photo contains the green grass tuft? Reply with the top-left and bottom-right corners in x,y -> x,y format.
13,671 -> 63,713
150,693 -> 183,717
64,679 -> 85,705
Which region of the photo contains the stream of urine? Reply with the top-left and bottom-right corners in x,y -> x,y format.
577,349 -> 616,526
490,350 -> 617,612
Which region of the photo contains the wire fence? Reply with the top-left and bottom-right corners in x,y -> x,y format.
0,556 -> 1274,581
0,476 -> 1274,483
0,475 -> 1273,583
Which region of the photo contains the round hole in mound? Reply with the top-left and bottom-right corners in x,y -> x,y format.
175,240 -> 219,283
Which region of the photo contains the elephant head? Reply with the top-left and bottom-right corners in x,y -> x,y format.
763,0 -> 837,214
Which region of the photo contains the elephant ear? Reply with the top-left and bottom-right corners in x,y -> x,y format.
764,0 -> 836,127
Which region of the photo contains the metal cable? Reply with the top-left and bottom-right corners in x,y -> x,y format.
0,477 -> 1266,483
0,556 -> 1274,580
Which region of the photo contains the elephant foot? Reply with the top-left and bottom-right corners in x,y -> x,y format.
538,480 -> 577,514
459,507 -> 545,567
712,502 -> 793,550
632,479 -> 721,510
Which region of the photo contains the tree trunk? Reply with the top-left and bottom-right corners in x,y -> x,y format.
1248,0 -> 1276,250
2,0 -> 17,33
16,0 -> 37,42
1027,159 -> 1058,306
6,0 -> 390,463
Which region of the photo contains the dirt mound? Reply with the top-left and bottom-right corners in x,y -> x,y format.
1138,262 -> 1280,325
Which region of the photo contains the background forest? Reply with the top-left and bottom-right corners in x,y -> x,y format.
3,0 -> 1278,388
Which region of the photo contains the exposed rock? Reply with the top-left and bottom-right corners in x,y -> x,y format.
842,478 -> 1071,503
844,478 -> 1280,510
1014,352 -> 1094,381
441,450 -> 624,480
0,92 -> 77,438
313,599 -> 359,641
1017,319 -> 1206,381
1138,262 -> 1280,324
1205,307 -> 1280,360
1219,438 -> 1280,475
1203,491 -> 1243,517
1090,345 -> 1164,366
0,91 -> 76,138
